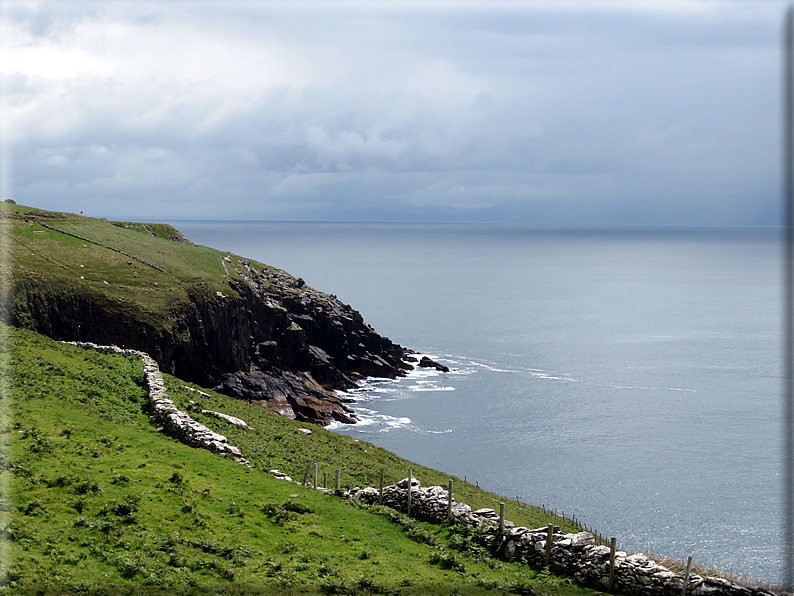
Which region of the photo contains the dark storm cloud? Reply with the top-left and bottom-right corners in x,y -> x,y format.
0,0 -> 785,224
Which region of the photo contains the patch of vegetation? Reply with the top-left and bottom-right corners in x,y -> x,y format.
1,202 -> 250,330
163,378 -> 582,533
109,221 -> 194,244
1,325 -> 597,595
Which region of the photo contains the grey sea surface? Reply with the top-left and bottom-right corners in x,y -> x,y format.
169,221 -> 781,583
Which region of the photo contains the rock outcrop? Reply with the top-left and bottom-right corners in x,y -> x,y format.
419,356 -> 449,372
9,244 -> 412,426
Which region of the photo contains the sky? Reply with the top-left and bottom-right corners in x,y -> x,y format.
0,0 -> 787,226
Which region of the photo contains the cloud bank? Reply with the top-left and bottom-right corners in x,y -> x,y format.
0,0 -> 785,225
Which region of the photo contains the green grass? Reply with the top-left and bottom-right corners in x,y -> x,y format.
1,325 -> 596,595
165,378 -> 582,531
0,202 -> 285,323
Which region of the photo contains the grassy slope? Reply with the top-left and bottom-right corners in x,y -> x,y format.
0,203 -> 594,593
2,326 -> 594,595
1,202 -> 284,331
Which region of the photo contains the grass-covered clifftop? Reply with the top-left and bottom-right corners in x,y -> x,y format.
0,203 -> 410,425
1,325 -> 593,595
3,202 -> 230,324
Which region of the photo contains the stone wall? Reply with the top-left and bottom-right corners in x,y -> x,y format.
63,341 -> 250,466
346,479 -> 776,596
36,222 -> 169,273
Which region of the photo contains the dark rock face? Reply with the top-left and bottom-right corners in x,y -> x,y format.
418,356 -> 449,372
213,370 -> 358,425
8,261 -> 412,425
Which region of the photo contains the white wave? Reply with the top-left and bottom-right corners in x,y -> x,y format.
461,359 -> 517,373
408,385 -> 456,392
359,414 -> 412,432
608,383 -> 698,393
387,416 -> 412,427
529,371 -> 578,382
330,404 -> 454,436
407,367 -> 445,378
336,383 -> 402,402
479,365 -> 516,373
329,411 -> 412,432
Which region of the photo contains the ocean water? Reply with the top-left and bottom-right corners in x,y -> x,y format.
169,221 -> 781,583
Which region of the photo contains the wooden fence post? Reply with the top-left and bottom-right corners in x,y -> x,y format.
447,480 -> 453,525
379,468 -> 384,506
335,468 -> 341,490
313,462 -> 318,490
608,537 -> 617,592
544,525 -> 553,568
499,502 -> 505,533
681,556 -> 692,596
323,471 -> 328,490
302,459 -> 313,486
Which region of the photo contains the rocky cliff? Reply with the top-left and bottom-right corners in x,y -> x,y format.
3,205 -> 412,425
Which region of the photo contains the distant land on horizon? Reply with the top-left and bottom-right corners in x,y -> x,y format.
94,198 -> 780,230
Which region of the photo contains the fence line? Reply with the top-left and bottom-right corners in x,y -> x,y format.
295,459 -> 618,548
293,461 -> 753,591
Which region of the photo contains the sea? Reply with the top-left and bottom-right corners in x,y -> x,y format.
168,221 -> 782,583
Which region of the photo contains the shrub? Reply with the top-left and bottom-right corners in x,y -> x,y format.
283,499 -> 313,515
279,541 -> 298,553
0,521 -> 17,541
25,432 -> 55,454
115,554 -> 139,579
73,477 -> 101,495
319,575 -> 349,594
181,500 -> 196,514
70,497 -> 87,514
73,516 -> 114,534
46,474 -> 74,488
447,522 -> 499,558
428,548 -> 466,573
18,499 -> 44,516
98,495 -> 140,523
262,503 -> 293,526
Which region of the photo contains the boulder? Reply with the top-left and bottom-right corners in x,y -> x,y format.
418,356 -> 450,372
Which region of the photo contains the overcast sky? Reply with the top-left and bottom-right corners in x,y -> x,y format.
0,0 -> 786,225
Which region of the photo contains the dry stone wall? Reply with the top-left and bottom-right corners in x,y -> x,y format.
36,221 -> 169,273
346,479 -> 775,596
63,341 -> 250,466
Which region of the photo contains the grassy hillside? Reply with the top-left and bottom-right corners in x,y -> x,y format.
1,202 -> 259,330
1,325 -> 595,595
